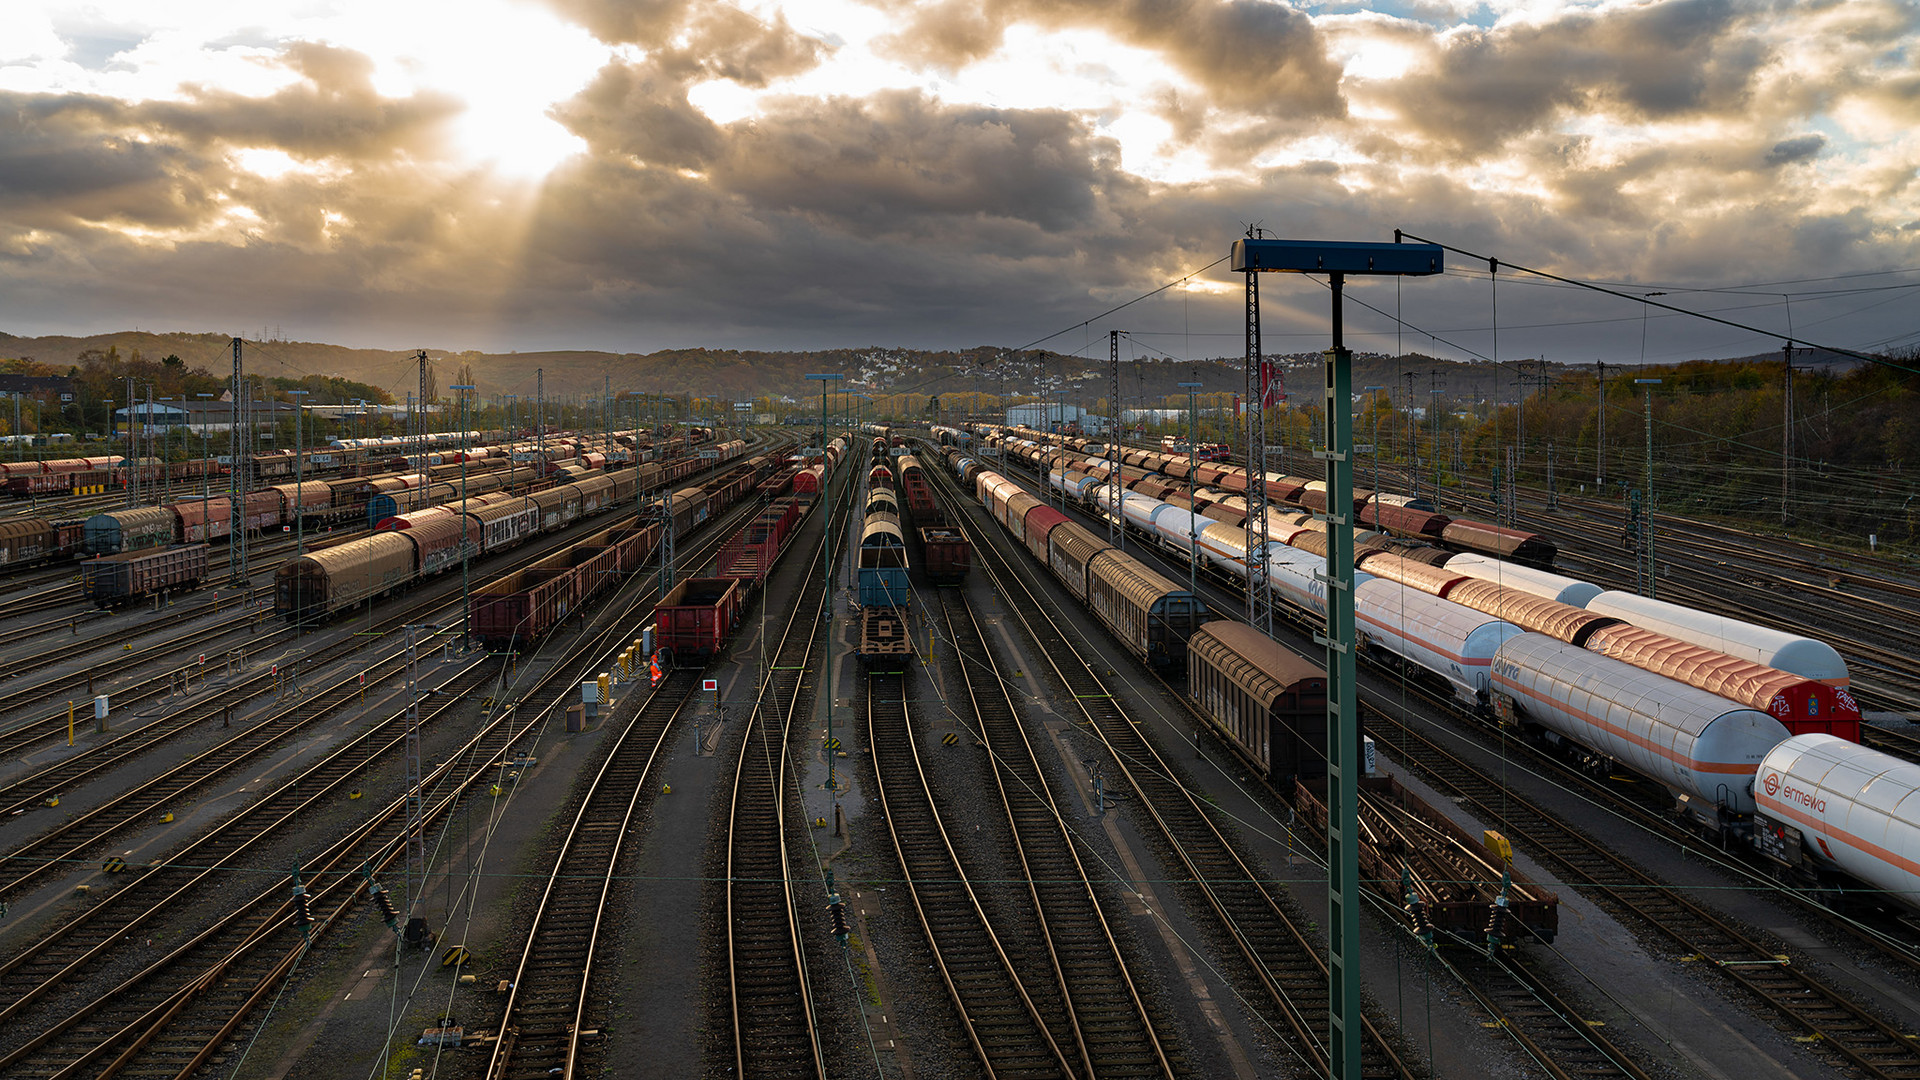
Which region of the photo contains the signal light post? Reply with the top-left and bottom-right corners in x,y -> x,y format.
805,373 -> 844,801
1179,380 -> 1203,598
1635,378 -> 1661,597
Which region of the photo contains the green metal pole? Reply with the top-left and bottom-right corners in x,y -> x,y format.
1320,273 -> 1361,1078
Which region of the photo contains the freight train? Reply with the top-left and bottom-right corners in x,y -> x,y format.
274,441 -> 752,621
857,438 -> 913,670
985,425 -> 1558,568
963,461 -> 1210,671
942,447 -> 1559,944
951,445 -> 1920,916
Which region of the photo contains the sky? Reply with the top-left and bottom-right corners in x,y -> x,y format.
1,0 -> 1916,369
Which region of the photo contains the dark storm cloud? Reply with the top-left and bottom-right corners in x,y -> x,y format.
711,90 -> 1125,233
1765,134 -> 1826,167
1386,0 -> 1769,154
514,86 -> 1155,337
875,0 -> 1344,118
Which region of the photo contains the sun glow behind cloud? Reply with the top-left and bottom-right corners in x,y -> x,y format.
0,0 -> 606,180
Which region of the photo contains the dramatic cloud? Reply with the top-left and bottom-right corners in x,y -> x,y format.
0,0 -> 1914,363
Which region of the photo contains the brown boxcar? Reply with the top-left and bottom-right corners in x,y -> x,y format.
1021,505 -> 1071,565
396,514 -> 482,577
81,543 -> 210,607
1188,621 -> 1326,779
1439,520 -> 1558,569
274,531 -> 417,618
172,496 -> 234,543
529,483 -> 583,530
1047,521 -> 1114,602
0,519 -> 56,566
1360,502 -> 1452,539
1085,547 -> 1209,670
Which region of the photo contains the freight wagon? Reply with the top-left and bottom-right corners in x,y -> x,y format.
81,543 -> 210,607
652,578 -> 742,662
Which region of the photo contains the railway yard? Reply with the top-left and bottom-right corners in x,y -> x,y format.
1,421 -> 1919,1080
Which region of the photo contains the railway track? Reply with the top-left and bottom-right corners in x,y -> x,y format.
0,650 -> 500,1075
864,667 -> 1081,1076
981,444 -> 1683,1080
0,497 -> 723,1077
723,480 -> 845,1080
1367,703 -> 1920,1080
481,670 -> 703,1079
930,452 -> 1415,1080
929,586 -> 1177,1076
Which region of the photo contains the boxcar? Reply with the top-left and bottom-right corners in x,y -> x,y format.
1085,548 -> 1209,670
0,519 -> 56,566
171,496 -> 233,543
653,577 -> 742,661
1440,520 -> 1557,569
471,498 -> 540,554
84,506 -> 178,555
396,514 -> 482,577
82,543 -> 210,607
1188,621 -> 1327,780
1047,520 -> 1114,603
270,481 -> 341,522
1021,505 -> 1071,566
664,486 -> 709,535
1360,503 -> 1452,540
275,531 -> 418,618
529,483 -> 583,531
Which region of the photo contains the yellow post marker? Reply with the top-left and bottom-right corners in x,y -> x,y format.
1483,830 -> 1513,870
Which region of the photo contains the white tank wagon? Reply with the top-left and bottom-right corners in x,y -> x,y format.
1353,577 -> 1522,706
1492,634 -> 1791,821
1442,554 -> 1603,608
1754,735 -> 1920,912
1584,590 -> 1849,688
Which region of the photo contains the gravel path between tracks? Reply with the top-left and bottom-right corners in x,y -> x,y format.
217,624 -> 624,1079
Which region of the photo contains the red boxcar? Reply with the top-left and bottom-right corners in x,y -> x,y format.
653,577 -> 742,662
1360,502 -> 1452,539
1021,505 -> 1071,565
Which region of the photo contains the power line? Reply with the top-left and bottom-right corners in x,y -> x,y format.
1394,231 -> 1920,377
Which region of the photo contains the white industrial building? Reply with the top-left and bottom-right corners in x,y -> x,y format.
1005,402 -> 1110,435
